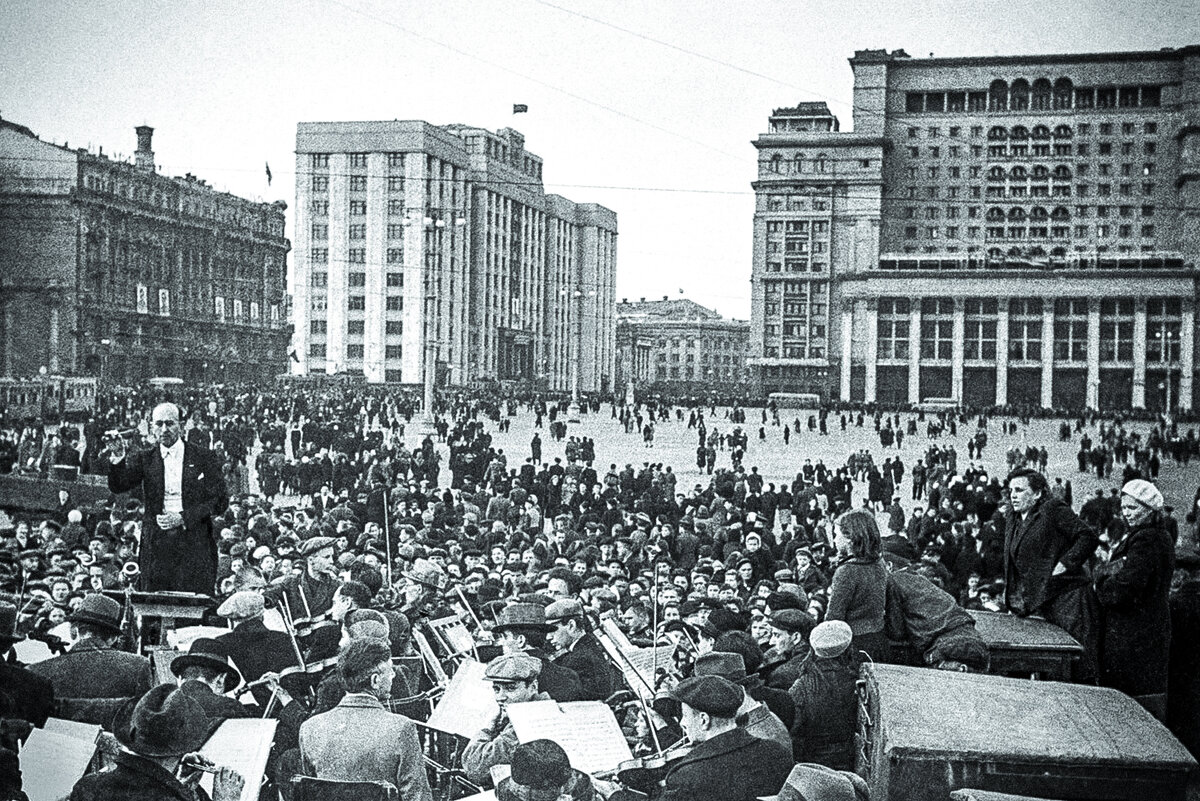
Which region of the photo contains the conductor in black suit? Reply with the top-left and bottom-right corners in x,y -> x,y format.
108,402 -> 229,595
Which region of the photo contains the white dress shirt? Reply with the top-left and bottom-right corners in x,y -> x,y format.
161,439 -> 185,514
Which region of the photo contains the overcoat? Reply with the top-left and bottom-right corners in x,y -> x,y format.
29,637 -> 151,725
553,632 -> 616,701
109,441 -> 228,594
659,727 -> 792,801
1094,516 -> 1174,700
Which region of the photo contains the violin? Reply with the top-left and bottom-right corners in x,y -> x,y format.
610,738 -> 693,794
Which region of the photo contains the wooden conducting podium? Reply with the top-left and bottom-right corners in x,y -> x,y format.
103,590 -> 212,647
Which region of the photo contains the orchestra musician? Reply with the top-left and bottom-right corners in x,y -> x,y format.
658,675 -> 792,801
491,602 -> 585,702
169,638 -> 250,722
545,598 -> 617,702
212,590 -> 302,707
461,653 -> 549,786
298,638 -> 432,801
0,601 -> 55,728
107,402 -> 229,595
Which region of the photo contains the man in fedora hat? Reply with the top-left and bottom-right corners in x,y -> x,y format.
70,683 -> 246,801
492,602 -> 584,702
545,598 -> 615,702
107,402 -> 229,595
171,638 -> 248,722
30,592 -> 151,725
0,600 -> 55,727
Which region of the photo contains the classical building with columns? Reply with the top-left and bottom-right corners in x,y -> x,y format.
751,45 -> 1200,412
0,118 -> 291,384
293,121 -> 617,392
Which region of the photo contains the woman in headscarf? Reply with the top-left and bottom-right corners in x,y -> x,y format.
1094,478 -> 1175,720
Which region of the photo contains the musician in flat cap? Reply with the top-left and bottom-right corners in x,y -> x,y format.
108,402 -> 228,594
265,536 -> 340,625
660,675 -> 792,801
461,653 -> 549,786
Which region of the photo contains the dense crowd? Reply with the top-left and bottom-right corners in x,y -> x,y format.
2,383 -> 1200,800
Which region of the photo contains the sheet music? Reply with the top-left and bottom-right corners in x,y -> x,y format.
506,700 -> 633,774
12,638 -> 54,665
151,649 -> 184,686
424,658 -> 499,738
167,625 -> 232,650
262,607 -> 286,633
20,728 -> 96,801
198,718 -> 277,801
42,717 -> 101,744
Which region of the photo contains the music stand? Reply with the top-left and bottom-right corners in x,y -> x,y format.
104,591 -> 212,648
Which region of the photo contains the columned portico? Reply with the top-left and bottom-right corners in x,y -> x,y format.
864,300 -> 878,403
908,299 -> 921,404
1040,303 -> 1054,409
1086,298 -> 1101,410
995,299 -> 1009,406
840,308 -> 853,401
951,298 -> 965,402
1182,302 -> 1195,412
1133,299 -> 1148,408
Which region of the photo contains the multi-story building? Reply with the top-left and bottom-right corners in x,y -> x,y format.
751,45 -> 1200,412
0,119 -> 291,384
292,121 -> 617,392
616,296 -> 749,396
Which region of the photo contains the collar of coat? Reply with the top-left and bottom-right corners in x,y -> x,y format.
667,727 -> 760,769
336,692 -> 386,709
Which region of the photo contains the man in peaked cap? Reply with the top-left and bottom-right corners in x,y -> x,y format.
546,598 -> 616,702
29,592 -> 152,725
693,651 -> 790,751
788,620 -> 858,771
171,638 -> 248,722
492,602 -> 584,702
763,762 -> 869,801
661,674 -> 792,801
763,608 -> 818,692
264,535 -> 339,634
213,590 -> 302,708
461,653 -> 549,786
71,683 -> 246,801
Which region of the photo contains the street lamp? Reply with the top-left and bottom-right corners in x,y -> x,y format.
1156,327 -> 1179,422
414,210 -> 466,439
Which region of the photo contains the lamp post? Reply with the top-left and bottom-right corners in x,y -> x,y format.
414,212 -> 465,439
1157,327 -> 1178,424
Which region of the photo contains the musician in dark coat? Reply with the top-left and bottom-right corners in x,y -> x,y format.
70,684 -> 245,801
492,602 -> 584,702
170,639 -> 250,722
788,621 -> 858,769
212,591 -> 303,707
660,675 -> 792,801
1004,468 -> 1100,678
108,402 -> 229,595
546,599 -> 615,702
1094,480 -> 1175,720
0,602 -> 55,727
29,593 -> 151,725
1168,549 -> 1200,758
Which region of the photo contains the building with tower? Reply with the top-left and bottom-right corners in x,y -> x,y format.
751,45 -> 1200,412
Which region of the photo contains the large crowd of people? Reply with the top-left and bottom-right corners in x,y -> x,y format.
2,382 -> 1199,801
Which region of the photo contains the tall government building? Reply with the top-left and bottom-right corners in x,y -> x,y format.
751,45 -> 1200,412
292,122 -> 617,392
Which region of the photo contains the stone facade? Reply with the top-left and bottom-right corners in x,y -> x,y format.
616,297 -> 749,396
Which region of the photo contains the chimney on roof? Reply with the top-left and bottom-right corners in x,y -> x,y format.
662,295 -> 668,301
639,297 -> 645,303
135,125 -> 155,172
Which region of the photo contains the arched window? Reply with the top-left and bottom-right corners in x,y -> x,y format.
793,153 -> 804,173
1031,125 -> 1051,140
988,126 -> 1008,140
1010,166 -> 1028,179
1008,246 -> 1023,256
815,154 -> 828,173
1053,78 -> 1074,110
1029,246 -> 1046,256
1010,125 -> 1030,140
1051,206 -> 1070,220
988,166 -> 1007,180
770,154 -> 782,173
1053,124 -> 1073,139
1030,207 -> 1049,221
1031,165 -> 1049,180
1008,207 -> 1027,221
988,247 -> 1005,258
1031,78 -> 1052,110
989,80 -> 1009,111
987,207 -> 1006,221
1053,165 -> 1072,179
1010,79 -> 1030,111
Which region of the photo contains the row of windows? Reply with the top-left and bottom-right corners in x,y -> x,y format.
309,343 -> 406,360
902,182 -> 1155,200
310,199 -> 409,217
310,223 -> 410,240
655,338 -> 742,351
904,80 -> 1161,114
309,153 -> 406,169
904,224 -> 1155,239
309,175 -> 406,193
311,319 -> 405,336
655,352 -> 741,364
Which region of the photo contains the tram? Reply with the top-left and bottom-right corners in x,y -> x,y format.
0,375 -> 98,420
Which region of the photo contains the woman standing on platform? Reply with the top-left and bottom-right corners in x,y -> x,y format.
825,509 -> 890,663
1094,479 -> 1175,720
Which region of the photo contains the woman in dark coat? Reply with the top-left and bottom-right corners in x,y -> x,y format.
1094,478 -> 1175,720
825,509 -> 890,662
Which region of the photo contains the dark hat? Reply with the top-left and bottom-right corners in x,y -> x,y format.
507,738 -> 574,792
0,602 -> 25,647
701,608 -> 746,640
170,638 -> 242,693
669,674 -> 743,718
298,536 -> 337,557
67,592 -> 123,635
113,684 -> 212,758
693,651 -> 747,682
770,608 -> 816,635
772,763 -> 870,801
493,602 -> 553,634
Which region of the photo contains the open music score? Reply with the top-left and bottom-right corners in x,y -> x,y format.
424,658 -> 499,739
20,719 -> 100,801
505,700 -> 633,775
198,718 -> 277,801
